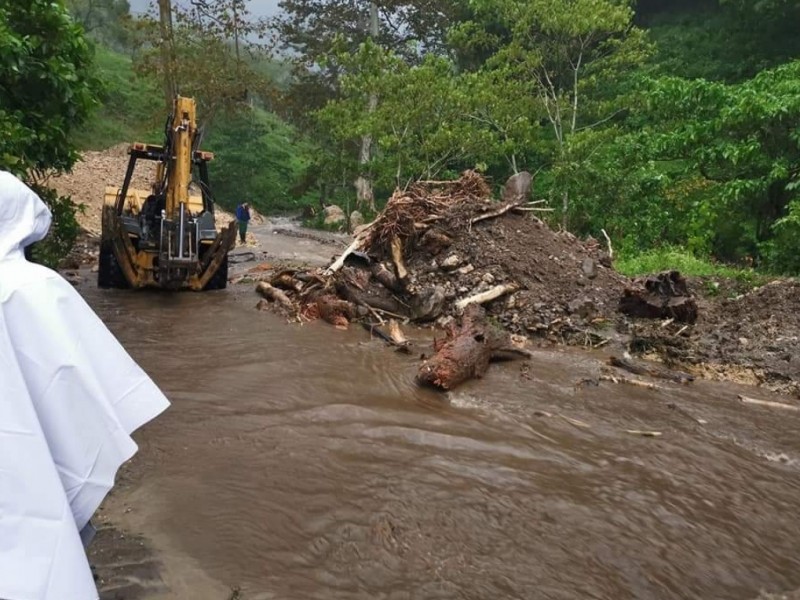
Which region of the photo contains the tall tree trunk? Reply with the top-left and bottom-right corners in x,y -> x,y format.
354,1 -> 379,212
158,0 -> 176,110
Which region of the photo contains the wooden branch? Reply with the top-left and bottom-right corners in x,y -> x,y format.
601,228 -> 613,259
625,430 -> 663,438
455,283 -> 518,311
469,201 -> 523,227
738,395 -> 800,412
324,227 -> 371,275
599,374 -> 663,391
390,236 -> 409,281
256,282 -> 293,309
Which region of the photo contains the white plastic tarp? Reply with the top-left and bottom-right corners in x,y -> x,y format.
0,172 -> 170,600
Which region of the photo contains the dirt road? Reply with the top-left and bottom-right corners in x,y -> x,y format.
76,227 -> 800,600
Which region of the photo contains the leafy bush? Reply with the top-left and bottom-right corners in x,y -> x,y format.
0,0 -> 96,266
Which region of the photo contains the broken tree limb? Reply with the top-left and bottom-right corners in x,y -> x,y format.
609,356 -> 694,384
334,281 -> 407,316
737,394 -> 800,412
256,282 -> 294,309
370,262 -> 403,293
389,236 -> 408,282
625,430 -> 663,437
325,228 -> 371,275
469,201 -> 523,228
599,374 -> 664,391
416,304 -> 520,390
455,283 -> 519,311
601,228 -> 613,260
362,320 -> 412,353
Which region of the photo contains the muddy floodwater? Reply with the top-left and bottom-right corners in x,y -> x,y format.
81,270 -> 800,600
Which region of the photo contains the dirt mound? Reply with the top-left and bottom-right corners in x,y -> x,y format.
627,279 -> 800,395
254,171 -> 626,344
49,144 -> 157,236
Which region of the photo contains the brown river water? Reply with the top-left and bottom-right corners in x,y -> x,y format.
80,256 -> 800,600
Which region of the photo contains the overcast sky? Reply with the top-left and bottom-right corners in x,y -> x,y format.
127,0 -> 283,18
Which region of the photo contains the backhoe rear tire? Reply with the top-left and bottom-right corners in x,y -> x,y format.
203,254 -> 229,290
98,242 -> 129,289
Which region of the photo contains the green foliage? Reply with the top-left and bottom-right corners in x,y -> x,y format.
65,0 -> 133,50
616,246 -> 767,290
132,0 -> 273,118
70,44 -> 162,149
0,0 -> 97,267
0,0 -> 96,176
27,185 -> 82,269
206,108 -> 316,213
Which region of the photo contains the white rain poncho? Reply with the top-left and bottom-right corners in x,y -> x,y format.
0,172 -> 170,600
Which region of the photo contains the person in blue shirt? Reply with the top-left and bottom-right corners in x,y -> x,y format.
235,202 -> 251,244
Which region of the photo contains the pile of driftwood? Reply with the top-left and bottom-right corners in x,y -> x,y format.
255,171 -> 546,390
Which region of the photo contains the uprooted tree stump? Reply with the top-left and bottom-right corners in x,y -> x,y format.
618,270 -> 698,324
416,304 -> 530,390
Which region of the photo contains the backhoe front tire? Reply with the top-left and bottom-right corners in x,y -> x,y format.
203,254 -> 229,290
97,242 -> 129,289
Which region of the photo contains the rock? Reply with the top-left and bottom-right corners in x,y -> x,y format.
581,258 -> 598,279
458,264 -> 475,275
323,204 -> 345,226
502,171 -> 533,203
568,297 -> 596,319
412,285 -> 446,321
440,254 -> 461,271
349,210 -> 365,229
482,272 -> 496,285
91,265 -> 99,273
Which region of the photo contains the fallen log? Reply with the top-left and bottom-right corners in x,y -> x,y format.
609,355 -> 694,384
270,269 -> 303,292
315,293 -> 356,329
455,283 -> 519,311
256,282 -> 294,309
416,304 -> 527,390
370,262 -> 403,293
334,281 -> 407,316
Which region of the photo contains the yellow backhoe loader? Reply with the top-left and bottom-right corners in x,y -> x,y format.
98,96 -> 237,290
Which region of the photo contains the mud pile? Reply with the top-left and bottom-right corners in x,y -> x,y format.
255,171 -> 628,344
629,279 -> 800,394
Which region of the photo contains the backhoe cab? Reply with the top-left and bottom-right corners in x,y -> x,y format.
99,96 -> 237,290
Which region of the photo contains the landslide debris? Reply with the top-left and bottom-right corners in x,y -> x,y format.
250,170 -> 800,395
254,170 -> 627,345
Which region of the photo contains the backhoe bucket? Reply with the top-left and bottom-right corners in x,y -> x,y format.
190,219 -> 237,291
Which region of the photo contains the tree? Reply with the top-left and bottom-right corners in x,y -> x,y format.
1,0 -> 97,266
65,0 -> 132,49
133,0 -> 272,123
637,62 -> 800,270
456,0 -> 650,225
274,0 -> 466,207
